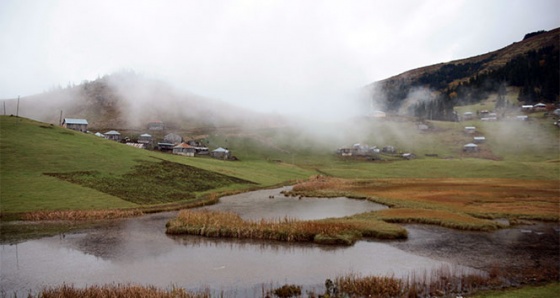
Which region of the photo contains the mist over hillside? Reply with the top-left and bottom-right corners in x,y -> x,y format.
2,71 -> 286,131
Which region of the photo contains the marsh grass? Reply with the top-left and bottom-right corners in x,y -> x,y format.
375,208 -> 502,231
37,284 -> 210,298
27,264 -> 560,298
165,210 -> 406,245
291,176 -> 560,230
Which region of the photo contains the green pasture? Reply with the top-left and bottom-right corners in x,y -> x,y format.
1,111 -> 558,215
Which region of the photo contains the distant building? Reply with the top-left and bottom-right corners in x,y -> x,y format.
62,118 -> 88,132
521,105 -> 534,112
463,143 -> 478,152
173,143 -> 196,157
473,136 -> 486,144
464,126 -> 476,134
104,130 -> 121,141
463,112 -> 474,120
138,133 -> 153,144
211,147 -> 230,160
147,120 -> 164,131
163,133 -> 182,144
534,103 -> 547,111
370,110 -> 386,118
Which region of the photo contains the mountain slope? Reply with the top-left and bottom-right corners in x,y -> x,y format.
368,28 -> 559,118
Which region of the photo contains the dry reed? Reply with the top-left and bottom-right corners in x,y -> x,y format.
38,283 -> 210,298
165,210 -> 386,245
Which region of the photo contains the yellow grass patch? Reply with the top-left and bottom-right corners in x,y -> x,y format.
292,177 -> 560,223
376,208 -> 501,231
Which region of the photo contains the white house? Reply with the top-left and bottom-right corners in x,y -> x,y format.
62,118 -> 88,132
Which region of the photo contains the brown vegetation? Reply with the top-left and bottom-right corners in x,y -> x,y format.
291,177 -> 560,227
165,209 -> 406,245
38,283 -> 209,298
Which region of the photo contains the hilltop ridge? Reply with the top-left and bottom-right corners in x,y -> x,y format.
368,28 -> 559,119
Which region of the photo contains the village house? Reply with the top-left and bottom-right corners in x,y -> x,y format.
463,112 -> 474,120
157,142 -> 174,152
473,136 -> 486,144
138,133 -> 153,144
521,105 -> 534,112
211,147 -> 230,160
173,143 -> 196,157
164,133 -> 182,144
464,126 -> 476,134
147,120 -> 165,131
62,118 -> 88,132
463,143 -> 478,152
104,130 -> 121,141
534,103 -> 547,111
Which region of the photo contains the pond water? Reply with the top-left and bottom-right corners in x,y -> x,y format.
1,187 -> 557,297
199,186 -> 388,220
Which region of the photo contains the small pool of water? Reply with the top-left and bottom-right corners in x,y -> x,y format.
199,186 -> 387,220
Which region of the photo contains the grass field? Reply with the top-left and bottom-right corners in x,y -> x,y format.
0,116 -> 314,215
1,111 -> 558,221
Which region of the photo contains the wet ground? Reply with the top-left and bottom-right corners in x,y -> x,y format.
392,223 -> 560,283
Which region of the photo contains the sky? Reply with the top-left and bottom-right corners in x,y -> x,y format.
1,0 -> 559,117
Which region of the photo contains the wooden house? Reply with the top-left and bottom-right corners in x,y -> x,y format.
173,143 -> 196,157
62,118 -> 88,132
104,130 -> 121,141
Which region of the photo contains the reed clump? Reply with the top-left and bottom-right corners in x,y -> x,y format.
38,283 -> 210,298
166,210 -> 406,245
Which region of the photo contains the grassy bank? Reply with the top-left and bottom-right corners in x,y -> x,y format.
472,282 -> 560,298
165,209 -> 407,245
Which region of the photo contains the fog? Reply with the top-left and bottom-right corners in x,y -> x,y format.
1,0 -> 559,120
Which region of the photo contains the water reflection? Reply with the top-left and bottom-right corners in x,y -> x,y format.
199,186 -> 387,220
1,232 -> 466,297
4,187 -> 555,297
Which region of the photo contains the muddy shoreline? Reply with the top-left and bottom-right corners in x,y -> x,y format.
390,223 -> 560,284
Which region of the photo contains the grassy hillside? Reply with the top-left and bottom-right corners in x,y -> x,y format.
0,116 -> 314,214
1,111 -> 558,216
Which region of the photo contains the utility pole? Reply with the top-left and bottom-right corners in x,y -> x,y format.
16,96 -> 19,117
59,110 -> 63,126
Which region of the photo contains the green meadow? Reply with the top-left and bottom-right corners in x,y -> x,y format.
0,116 -> 314,215
1,107 -> 558,217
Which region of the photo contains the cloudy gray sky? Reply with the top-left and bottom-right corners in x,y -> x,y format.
1,0 -> 558,116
